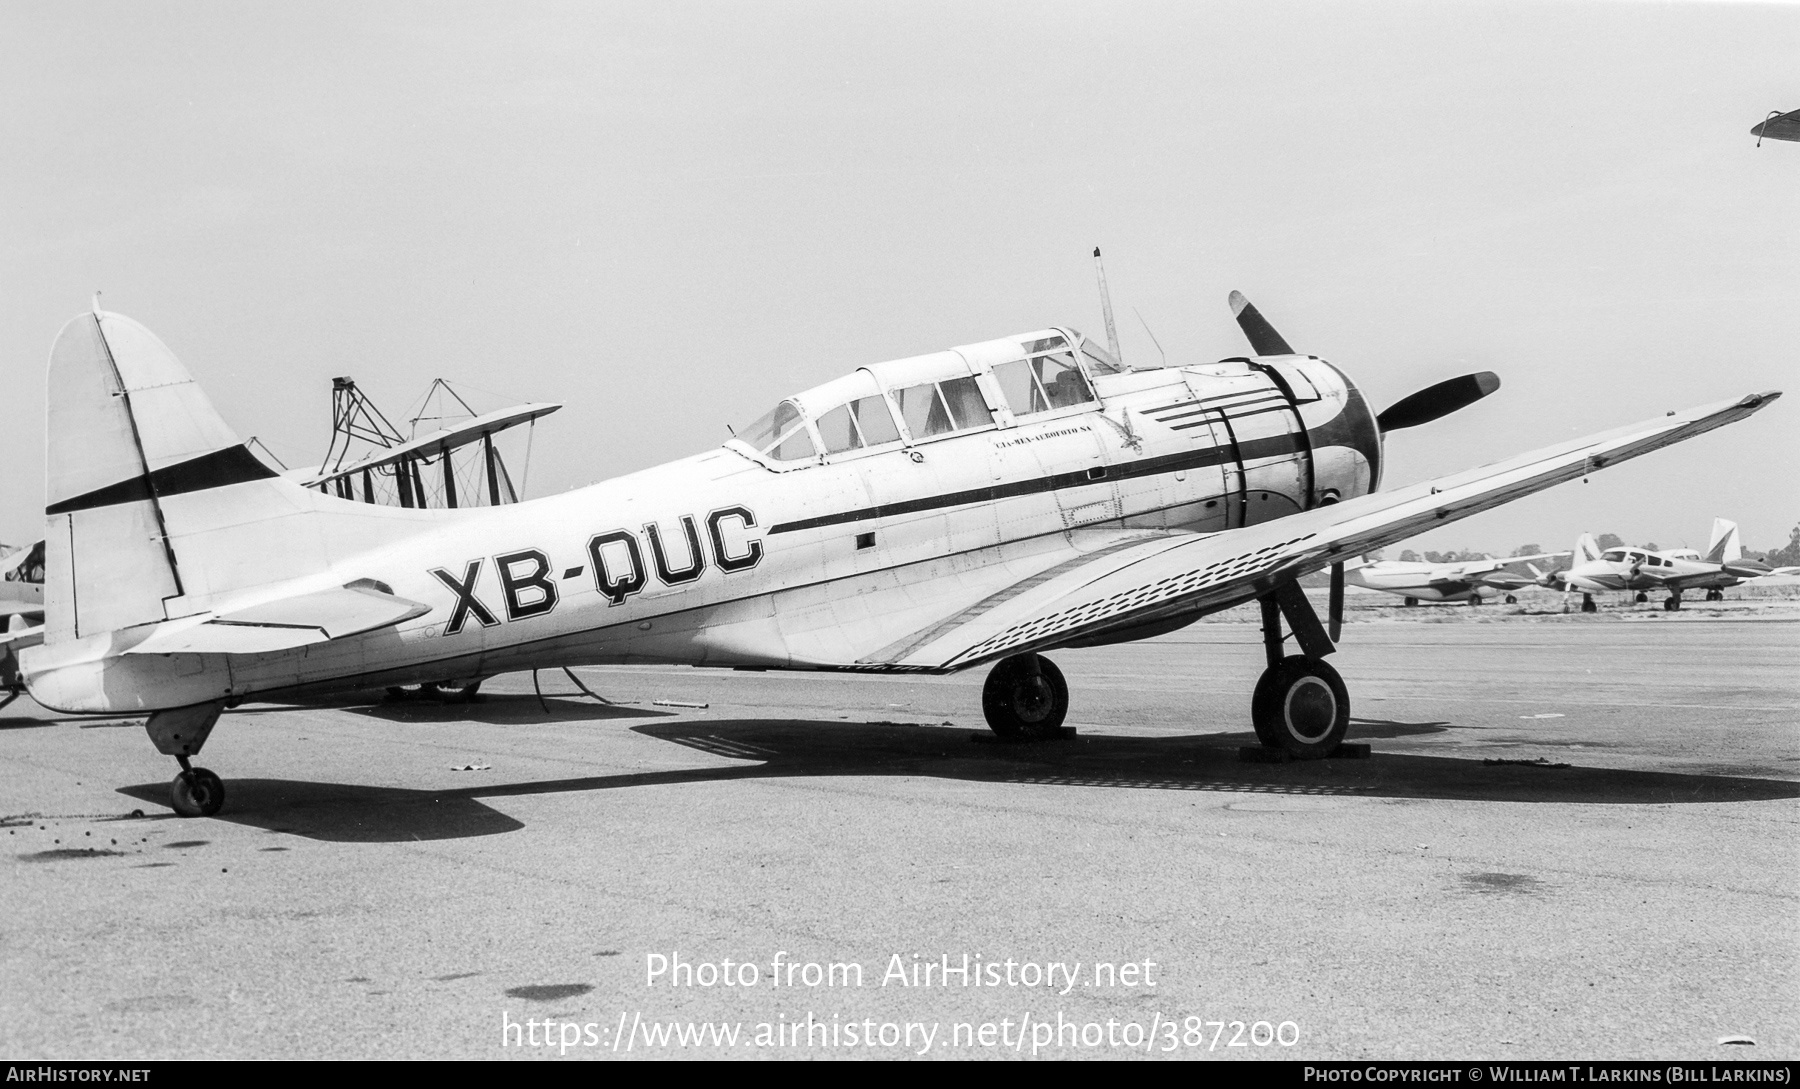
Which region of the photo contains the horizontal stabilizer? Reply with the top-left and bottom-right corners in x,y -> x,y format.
125,581 -> 429,655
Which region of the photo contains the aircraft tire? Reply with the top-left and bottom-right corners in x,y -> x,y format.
1251,656 -> 1350,759
1664,598 -> 1680,612
1504,594 -> 1517,605
1634,592 -> 1648,604
981,654 -> 1068,740
170,767 -> 225,818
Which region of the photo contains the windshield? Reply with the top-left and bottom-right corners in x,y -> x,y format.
737,400 -> 816,462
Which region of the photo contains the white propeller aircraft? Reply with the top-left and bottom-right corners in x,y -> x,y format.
1342,550 -> 1568,606
14,294 -> 1781,816
1544,519 -> 1786,611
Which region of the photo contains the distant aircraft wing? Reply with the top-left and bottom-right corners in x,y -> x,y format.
857,391 -> 1780,672
1468,570 -> 1536,591
124,581 -> 431,655
1753,109 -> 1800,142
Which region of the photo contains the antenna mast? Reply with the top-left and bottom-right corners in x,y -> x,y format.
1093,247 -> 1121,363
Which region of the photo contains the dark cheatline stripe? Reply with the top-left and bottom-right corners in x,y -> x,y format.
47,445 -> 279,516
769,430 -> 1319,535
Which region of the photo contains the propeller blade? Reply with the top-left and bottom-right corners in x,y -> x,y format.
1328,561 -> 1345,643
1228,290 -> 1294,356
1376,372 -> 1501,432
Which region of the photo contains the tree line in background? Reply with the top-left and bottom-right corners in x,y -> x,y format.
1384,523 -> 1800,569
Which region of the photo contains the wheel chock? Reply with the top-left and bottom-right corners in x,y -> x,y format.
1238,741 -> 1370,763
970,726 -> 1078,745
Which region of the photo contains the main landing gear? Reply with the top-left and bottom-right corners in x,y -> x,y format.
146,702 -> 227,817
1250,581 -> 1351,758
981,653 -> 1069,740
1663,593 -> 1683,612
170,757 -> 225,818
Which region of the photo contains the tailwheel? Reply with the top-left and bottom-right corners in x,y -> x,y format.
982,653 -> 1068,740
170,766 -> 225,818
1252,655 -> 1350,759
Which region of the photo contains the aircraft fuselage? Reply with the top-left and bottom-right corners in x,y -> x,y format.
23,339 -> 1381,713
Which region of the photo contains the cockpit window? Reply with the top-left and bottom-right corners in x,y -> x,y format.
768,423 -> 816,461
815,394 -> 903,455
851,395 -> 901,446
939,376 -> 993,429
737,402 -> 792,450
1081,339 -> 1126,374
738,400 -> 816,462
993,349 -> 1095,416
815,404 -> 861,454
895,377 -> 994,439
1602,550 -> 1626,562
896,382 -> 954,438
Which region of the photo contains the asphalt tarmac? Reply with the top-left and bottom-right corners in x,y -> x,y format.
3,599 -> 1796,1060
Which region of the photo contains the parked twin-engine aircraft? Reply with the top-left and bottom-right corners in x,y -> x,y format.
1543,519 -> 1784,611
16,296 -> 1781,816
1342,550 -> 1567,606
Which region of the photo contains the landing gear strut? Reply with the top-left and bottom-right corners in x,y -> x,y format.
1580,593 -> 1597,614
981,653 -> 1069,740
146,702 -> 226,817
1251,581 -> 1350,758
1664,594 -> 1683,612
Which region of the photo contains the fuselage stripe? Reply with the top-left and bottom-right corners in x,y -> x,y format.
767,428 -> 1324,535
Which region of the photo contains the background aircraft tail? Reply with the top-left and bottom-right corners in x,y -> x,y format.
1573,532 -> 1601,564
43,310 -> 430,646
1703,518 -> 1741,563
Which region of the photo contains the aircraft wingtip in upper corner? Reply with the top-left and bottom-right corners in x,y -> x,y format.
10,279 -> 1783,817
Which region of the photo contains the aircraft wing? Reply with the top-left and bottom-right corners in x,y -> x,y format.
123,581 -> 431,655
857,391 -> 1780,672
1468,570 -> 1537,591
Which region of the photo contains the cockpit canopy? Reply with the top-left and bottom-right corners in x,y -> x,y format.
732,328 -> 1124,467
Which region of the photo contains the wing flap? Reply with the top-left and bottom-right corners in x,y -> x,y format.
878,391 -> 1779,671
124,581 -> 430,655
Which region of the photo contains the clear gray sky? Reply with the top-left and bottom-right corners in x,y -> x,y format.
3,1 -> 1796,554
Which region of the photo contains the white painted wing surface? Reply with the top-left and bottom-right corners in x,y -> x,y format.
870,391 -> 1780,672
124,582 -> 431,655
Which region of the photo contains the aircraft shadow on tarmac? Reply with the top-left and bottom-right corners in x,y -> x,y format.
114,715 -> 1800,844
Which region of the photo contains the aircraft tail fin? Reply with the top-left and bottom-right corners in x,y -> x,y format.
43,310 -> 431,646
1573,532 -> 1601,564
1703,518 -> 1741,564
